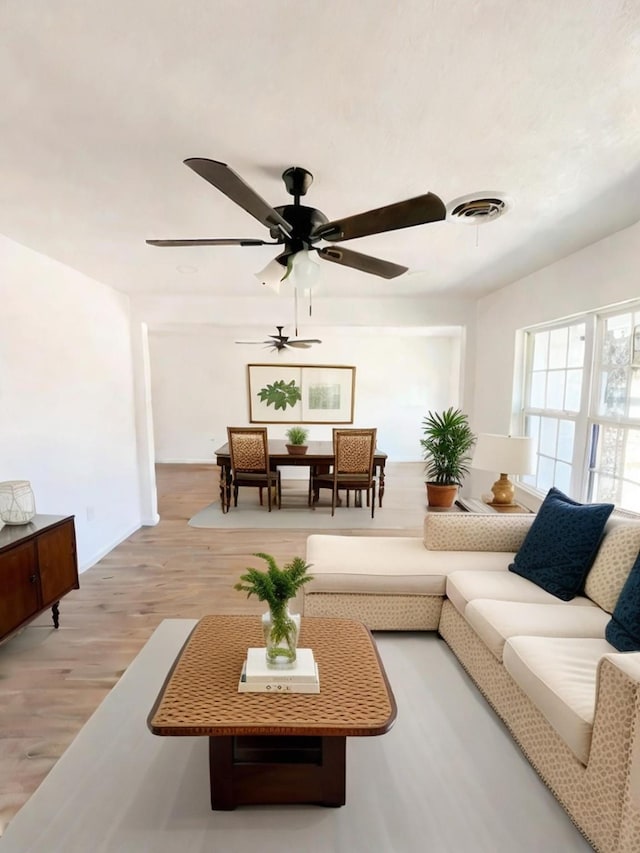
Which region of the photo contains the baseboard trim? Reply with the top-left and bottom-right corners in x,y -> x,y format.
79,522 -> 141,573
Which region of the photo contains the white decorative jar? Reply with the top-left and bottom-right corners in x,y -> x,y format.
0,480 -> 36,525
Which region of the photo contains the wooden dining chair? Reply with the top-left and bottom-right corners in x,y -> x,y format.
225,427 -> 281,512
310,428 -> 378,518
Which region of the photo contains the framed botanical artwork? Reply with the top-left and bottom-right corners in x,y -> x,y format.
247,364 -> 356,424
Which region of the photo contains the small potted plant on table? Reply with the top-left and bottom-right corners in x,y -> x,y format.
234,553 -> 314,667
285,426 -> 309,455
420,407 -> 476,508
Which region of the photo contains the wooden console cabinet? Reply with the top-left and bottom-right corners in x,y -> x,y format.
0,515 -> 79,643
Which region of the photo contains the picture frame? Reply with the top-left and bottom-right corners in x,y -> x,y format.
248,364 -> 356,424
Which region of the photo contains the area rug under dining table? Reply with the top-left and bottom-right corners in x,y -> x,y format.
189,466 -> 427,531
0,619 -> 592,852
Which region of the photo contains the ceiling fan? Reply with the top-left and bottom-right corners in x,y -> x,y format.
235,326 -> 321,352
146,159 -> 447,279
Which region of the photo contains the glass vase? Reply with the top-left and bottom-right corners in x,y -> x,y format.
261,605 -> 300,668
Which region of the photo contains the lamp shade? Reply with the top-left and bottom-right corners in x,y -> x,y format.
471,434 -> 535,475
254,258 -> 286,293
291,250 -> 321,294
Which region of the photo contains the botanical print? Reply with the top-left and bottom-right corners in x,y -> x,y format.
248,364 -> 355,424
257,379 -> 302,411
308,383 -> 340,410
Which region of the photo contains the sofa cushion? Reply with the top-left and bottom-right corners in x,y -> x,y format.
305,535 -> 511,596
423,512 -> 535,552
465,599 -> 610,660
446,569 -> 598,617
585,520 -> 640,613
503,636 -> 615,765
605,550 -> 640,651
509,487 -> 614,601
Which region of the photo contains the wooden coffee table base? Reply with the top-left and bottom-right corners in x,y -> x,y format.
209,734 -> 346,810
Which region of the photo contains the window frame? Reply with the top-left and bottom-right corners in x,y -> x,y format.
518,300 -> 640,512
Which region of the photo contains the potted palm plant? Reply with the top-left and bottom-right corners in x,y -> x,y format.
420,407 -> 476,508
234,553 -> 313,666
285,425 -> 309,455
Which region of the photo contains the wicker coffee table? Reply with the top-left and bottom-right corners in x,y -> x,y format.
148,614 -> 396,809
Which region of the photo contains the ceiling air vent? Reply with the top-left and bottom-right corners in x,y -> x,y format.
446,192 -> 511,224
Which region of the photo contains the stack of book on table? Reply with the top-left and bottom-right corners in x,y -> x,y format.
238,647 -> 320,693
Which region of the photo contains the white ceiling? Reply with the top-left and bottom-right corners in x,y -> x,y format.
2,0 -> 640,301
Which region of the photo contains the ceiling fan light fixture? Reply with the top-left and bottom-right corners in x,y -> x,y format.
254,257 -> 288,293
291,249 -> 321,292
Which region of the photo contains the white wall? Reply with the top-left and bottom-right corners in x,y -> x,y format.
0,236 -> 142,570
3,214 -> 636,568
148,325 -> 462,467
133,290 -> 477,418
470,219 -> 640,497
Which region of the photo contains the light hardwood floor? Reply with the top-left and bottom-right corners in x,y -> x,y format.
0,462 -> 424,833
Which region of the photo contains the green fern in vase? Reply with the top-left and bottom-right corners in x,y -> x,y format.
234,553 -> 314,661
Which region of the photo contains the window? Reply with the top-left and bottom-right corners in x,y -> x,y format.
520,302 -> 640,513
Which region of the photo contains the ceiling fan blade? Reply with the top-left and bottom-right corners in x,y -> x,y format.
146,238 -> 275,247
286,342 -> 312,348
184,158 -> 292,237
234,339 -> 271,344
318,246 -> 408,279
313,192 -> 446,242
290,338 -> 322,344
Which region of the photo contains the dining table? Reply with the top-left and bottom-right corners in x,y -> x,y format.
214,440 -> 387,510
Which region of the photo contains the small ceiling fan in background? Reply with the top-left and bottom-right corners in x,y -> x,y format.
146,158 -> 447,280
235,326 -> 321,352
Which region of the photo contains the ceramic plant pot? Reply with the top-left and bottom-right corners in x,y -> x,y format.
426,482 -> 458,508
286,444 -> 308,456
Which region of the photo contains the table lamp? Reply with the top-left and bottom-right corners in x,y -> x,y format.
471,434 -> 535,506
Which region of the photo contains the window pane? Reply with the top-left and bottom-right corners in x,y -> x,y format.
630,368 -> 640,419
525,415 -> 540,446
555,461 -> 572,493
591,472 -> 617,504
537,456 -> 555,492
597,424 -> 623,473
567,324 -> 585,368
546,371 -> 565,410
532,331 -> 548,370
621,480 -> 640,512
549,327 -> 568,369
530,372 -> 546,408
557,420 -> 574,463
540,417 -> 558,457
599,367 -> 628,417
564,369 -> 582,411
625,428 -> 640,490
603,314 -> 631,367
590,423 -> 640,512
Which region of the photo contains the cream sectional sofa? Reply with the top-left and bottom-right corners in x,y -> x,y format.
303,512 -> 640,853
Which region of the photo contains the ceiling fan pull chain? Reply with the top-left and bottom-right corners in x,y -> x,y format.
294,279 -> 299,337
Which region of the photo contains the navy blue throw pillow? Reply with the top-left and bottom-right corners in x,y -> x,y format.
509,487 -> 614,601
606,551 -> 640,651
